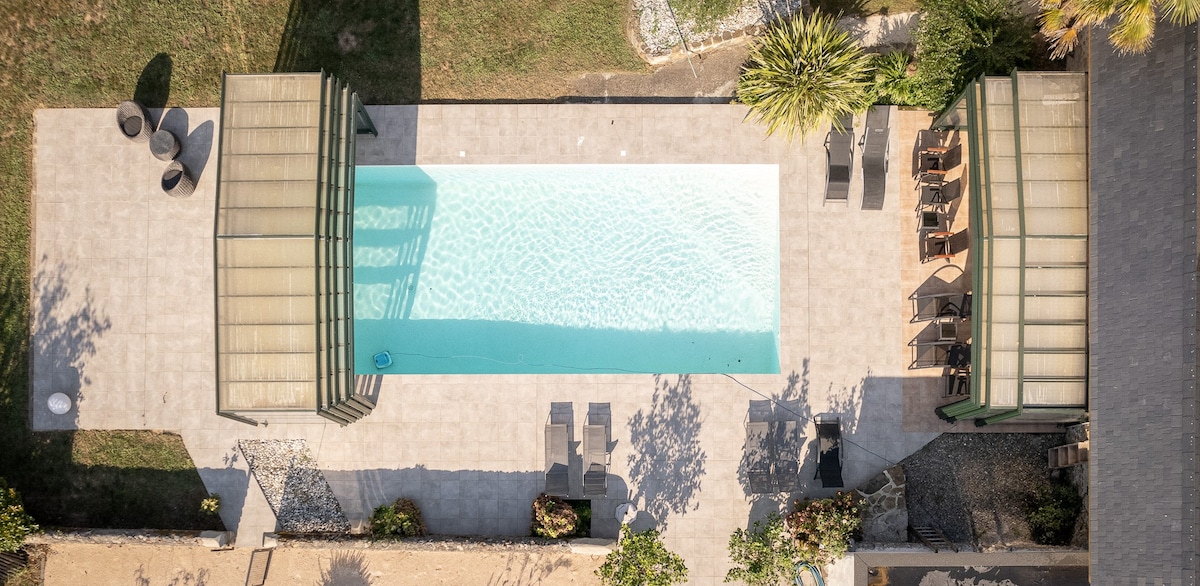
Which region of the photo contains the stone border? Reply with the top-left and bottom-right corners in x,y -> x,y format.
625,0 -> 769,66
27,528 -> 210,547
272,533 -> 599,554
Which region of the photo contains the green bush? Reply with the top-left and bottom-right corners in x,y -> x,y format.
370,498 -> 428,538
1026,480 -> 1081,545
530,493 -> 578,539
737,10 -> 875,140
871,51 -> 920,106
597,524 -> 688,586
786,492 -> 861,567
910,0 -> 1036,110
200,494 -> 221,517
725,512 -> 799,586
0,481 -> 37,553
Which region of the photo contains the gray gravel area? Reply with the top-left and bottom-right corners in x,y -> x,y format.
901,433 -> 1072,551
239,439 -> 351,534
634,0 -> 803,55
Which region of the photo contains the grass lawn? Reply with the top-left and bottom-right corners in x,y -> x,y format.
0,0 -> 643,530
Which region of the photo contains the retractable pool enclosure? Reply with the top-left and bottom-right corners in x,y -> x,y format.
215,72 -> 377,425
932,72 -> 1089,425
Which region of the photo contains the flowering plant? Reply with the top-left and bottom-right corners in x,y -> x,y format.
785,492 -> 860,566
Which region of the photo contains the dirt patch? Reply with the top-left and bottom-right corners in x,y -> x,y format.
902,433 -> 1081,551
42,542 -> 603,585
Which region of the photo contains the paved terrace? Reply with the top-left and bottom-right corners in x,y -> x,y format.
33,104 -> 1004,584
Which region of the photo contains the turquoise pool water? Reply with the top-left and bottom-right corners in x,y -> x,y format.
353,164 -> 780,374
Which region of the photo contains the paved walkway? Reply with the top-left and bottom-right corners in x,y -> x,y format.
33,104 -> 954,583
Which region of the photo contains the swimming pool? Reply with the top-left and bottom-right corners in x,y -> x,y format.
353,164 -> 780,374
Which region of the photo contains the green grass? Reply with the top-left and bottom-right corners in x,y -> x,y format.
0,0 -> 643,531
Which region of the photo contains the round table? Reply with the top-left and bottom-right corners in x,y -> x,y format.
150,129 -> 181,161
47,392 -> 72,415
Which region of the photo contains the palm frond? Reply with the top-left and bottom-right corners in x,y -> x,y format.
737,10 -> 875,140
1109,0 -> 1156,53
1163,0 -> 1200,24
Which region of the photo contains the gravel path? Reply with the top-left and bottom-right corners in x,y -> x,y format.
239,439 -> 350,534
634,0 -> 803,55
901,433 -> 1068,550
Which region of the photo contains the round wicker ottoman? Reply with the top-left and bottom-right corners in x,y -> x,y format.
162,161 -> 195,198
116,100 -> 153,142
149,129 -> 180,161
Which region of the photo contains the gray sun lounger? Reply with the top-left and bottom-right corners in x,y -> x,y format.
815,416 -> 844,488
583,423 -> 609,496
860,106 -> 890,210
911,292 -> 969,322
544,423 -> 569,496
773,420 -> 802,492
824,114 -> 854,204
745,420 -> 774,494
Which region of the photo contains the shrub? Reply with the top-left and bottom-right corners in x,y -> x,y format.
0,481 -> 38,553
725,512 -> 799,586
530,493 -> 578,539
737,10 -> 875,140
200,494 -> 221,516
871,51 -> 923,106
370,498 -> 428,538
597,524 -> 688,586
786,492 -> 861,567
910,0 -> 1036,110
1026,479 -> 1081,545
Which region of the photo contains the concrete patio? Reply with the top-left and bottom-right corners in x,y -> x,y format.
32,103 -> 999,583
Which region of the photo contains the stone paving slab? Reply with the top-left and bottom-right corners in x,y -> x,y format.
33,104 -> 948,585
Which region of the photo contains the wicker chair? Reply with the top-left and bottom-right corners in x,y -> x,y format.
116,101 -> 153,142
161,161 -> 195,198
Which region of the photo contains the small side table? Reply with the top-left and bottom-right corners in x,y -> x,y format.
150,129 -> 181,161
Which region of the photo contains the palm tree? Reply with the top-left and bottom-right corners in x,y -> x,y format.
737,10 -> 874,141
1038,0 -> 1200,57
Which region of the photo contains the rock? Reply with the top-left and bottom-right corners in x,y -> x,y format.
568,538 -> 616,555
199,531 -> 229,548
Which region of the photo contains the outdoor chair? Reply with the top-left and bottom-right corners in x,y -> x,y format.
824,114 -> 853,204
860,106 -> 890,210
544,422 -> 569,496
921,233 -> 954,263
582,422 -> 609,497
945,366 -> 970,397
745,420 -> 774,494
916,183 -> 948,213
162,160 -> 196,198
117,100 -> 153,142
815,415 -> 844,488
773,420 -> 802,492
911,292 -> 967,322
910,340 -> 954,369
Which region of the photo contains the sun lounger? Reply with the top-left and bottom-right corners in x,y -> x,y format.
815,416 -> 844,488
824,114 -> 854,204
582,423 -> 608,497
745,420 -> 774,494
544,423 -> 569,496
910,340 -> 955,369
773,420 -> 802,492
860,106 -> 890,210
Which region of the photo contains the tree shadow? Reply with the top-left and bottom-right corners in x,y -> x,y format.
134,53 -> 172,128
737,365 -> 813,525
625,374 -> 706,531
487,553 -> 572,586
273,0 -> 421,104
317,550 -> 372,586
30,256 -> 111,429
